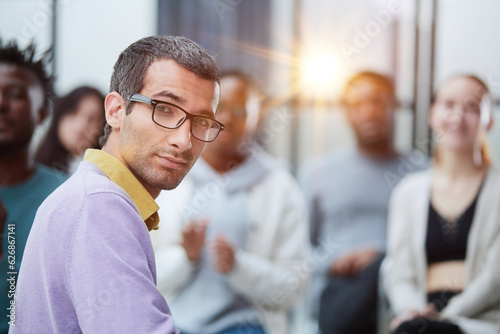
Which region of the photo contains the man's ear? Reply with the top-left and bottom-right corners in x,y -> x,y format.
105,92 -> 126,130
36,107 -> 48,125
486,117 -> 494,131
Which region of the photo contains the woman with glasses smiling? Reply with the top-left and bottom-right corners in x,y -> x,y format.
384,75 -> 500,334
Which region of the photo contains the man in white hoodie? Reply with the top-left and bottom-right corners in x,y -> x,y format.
151,70 -> 310,334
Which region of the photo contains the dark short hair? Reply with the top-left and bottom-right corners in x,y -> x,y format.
343,71 -> 395,100
100,35 -> 220,146
219,69 -> 264,100
0,39 -> 54,110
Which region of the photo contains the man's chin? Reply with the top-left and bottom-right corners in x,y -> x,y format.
359,135 -> 388,147
158,167 -> 193,190
161,180 -> 183,191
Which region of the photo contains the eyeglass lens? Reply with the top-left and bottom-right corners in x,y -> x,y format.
153,102 -> 221,141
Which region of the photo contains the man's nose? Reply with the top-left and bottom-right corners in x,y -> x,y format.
359,102 -> 378,118
0,92 -> 8,113
166,118 -> 192,152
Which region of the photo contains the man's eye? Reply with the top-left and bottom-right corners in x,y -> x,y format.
7,87 -> 27,99
156,104 -> 172,113
194,117 -> 210,128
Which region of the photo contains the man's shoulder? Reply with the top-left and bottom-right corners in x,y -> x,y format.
298,147 -> 355,185
47,162 -> 133,207
79,163 -> 127,196
36,163 -> 142,233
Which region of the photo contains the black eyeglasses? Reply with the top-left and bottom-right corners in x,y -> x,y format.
128,93 -> 225,142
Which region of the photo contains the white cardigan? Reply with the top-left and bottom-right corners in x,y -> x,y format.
151,166 -> 310,334
383,167 -> 500,334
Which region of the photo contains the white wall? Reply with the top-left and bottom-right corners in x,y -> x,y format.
0,0 -> 52,52
55,0 -> 157,95
0,0 -> 157,96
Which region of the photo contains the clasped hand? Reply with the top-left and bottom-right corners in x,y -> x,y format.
181,219 -> 236,273
390,304 -> 441,331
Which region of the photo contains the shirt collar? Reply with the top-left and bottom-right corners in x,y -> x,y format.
83,149 -> 160,231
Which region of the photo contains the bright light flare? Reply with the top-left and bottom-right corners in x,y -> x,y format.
300,51 -> 342,99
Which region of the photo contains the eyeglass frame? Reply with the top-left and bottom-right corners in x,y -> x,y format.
128,93 -> 225,143
434,100 -> 481,119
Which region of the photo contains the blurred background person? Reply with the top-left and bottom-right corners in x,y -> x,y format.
151,70 -> 310,334
36,86 -> 105,174
0,39 -> 67,334
384,75 -> 500,334
301,72 -> 427,334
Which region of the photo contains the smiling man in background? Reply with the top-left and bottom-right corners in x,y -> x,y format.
11,35 -> 222,334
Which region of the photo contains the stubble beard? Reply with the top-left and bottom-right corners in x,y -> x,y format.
128,141 -> 198,191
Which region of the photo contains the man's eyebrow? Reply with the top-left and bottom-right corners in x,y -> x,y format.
196,109 -> 216,118
152,90 -> 216,118
151,91 -> 186,104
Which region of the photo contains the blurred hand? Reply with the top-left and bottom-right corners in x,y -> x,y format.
330,248 -> 379,277
0,199 -> 6,259
419,303 -> 440,320
181,219 -> 208,262
389,310 -> 420,331
389,304 -> 440,331
212,234 -> 235,273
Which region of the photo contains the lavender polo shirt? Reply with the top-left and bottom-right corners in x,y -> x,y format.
10,149 -> 179,334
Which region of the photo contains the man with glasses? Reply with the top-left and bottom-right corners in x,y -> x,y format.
151,70 -> 310,334
12,35 -> 221,334
128,93 -> 224,143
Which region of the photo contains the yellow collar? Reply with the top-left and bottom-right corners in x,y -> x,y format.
84,149 -> 159,231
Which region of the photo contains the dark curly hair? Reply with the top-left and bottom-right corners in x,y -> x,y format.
0,38 -> 54,110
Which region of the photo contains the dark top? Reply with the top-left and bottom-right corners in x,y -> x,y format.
426,191 -> 480,264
